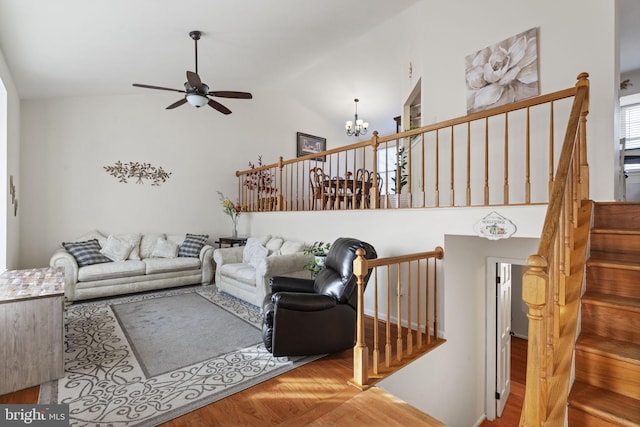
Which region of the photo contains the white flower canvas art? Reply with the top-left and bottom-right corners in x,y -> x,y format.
465,27 -> 539,114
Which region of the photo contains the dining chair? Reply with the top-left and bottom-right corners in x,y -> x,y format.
355,168 -> 382,208
309,167 -> 334,209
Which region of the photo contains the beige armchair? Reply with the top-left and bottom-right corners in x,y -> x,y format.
213,235 -> 312,307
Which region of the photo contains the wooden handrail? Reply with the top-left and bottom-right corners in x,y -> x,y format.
235,79 -> 583,212
350,246 -> 445,389
520,73 -> 590,427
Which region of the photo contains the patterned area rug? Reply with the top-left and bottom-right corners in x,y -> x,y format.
39,285 -> 320,426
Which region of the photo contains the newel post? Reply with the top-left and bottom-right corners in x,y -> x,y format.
520,254 -> 549,427
351,247 -> 369,389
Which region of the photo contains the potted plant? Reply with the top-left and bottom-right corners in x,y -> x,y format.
217,191 -> 241,237
243,155 -> 278,211
304,241 -> 331,278
391,146 -> 408,194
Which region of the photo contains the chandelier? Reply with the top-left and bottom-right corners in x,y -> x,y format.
345,98 -> 369,137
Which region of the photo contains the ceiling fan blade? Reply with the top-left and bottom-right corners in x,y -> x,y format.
208,91 -> 253,99
208,99 -> 232,115
166,98 -> 188,109
186,71 -> 204,92
133,83 -> 186,93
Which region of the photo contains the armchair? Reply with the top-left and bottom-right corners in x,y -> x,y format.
262,237 -> 377,357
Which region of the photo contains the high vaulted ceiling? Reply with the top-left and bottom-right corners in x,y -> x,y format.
0,0 -> 419,100
0,0 -> 637,123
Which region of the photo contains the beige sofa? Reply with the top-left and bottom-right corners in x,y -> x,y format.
214,235 -> 312,307
50,230 -> 214,302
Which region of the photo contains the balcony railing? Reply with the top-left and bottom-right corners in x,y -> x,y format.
237,78 -> 582,212
350,246 -> 445,389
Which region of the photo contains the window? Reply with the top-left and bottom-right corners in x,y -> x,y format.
377,145 -> 396,195
377,143 -> 408,195
621,102 -> 640,150
622,102 -> 640,172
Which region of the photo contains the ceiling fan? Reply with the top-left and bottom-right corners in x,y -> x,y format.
132,31 -> 252,114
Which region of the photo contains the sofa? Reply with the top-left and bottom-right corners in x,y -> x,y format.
50,230 -> 214,302
214,235 -> 313,307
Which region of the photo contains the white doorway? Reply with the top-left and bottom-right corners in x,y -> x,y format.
485,257 -> 528,421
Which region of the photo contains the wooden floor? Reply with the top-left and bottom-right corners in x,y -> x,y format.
480,336 -> 527,427
0,336 -> 526,426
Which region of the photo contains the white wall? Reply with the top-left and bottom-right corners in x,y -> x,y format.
0,48 -> 21,270
621,69 -> 640,97
18,92 -> 348,268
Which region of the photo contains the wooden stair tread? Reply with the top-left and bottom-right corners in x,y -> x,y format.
592,228 -> 640,235
582,292 -> 640,312
588,251 -> 640,269
576,333 -> 640,366
569,381 -> 640,425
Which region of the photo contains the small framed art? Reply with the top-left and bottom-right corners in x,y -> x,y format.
296,132 -> 326,161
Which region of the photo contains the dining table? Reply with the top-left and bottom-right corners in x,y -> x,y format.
322,177 -> 373,209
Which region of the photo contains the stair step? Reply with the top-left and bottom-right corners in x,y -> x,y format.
575,334 -> 640,400
587,263 -> 640,298
569,381 -> 640,426
592,228 -> 640,235
591,230 -> 640,254
588,251 -> 640,269
582,292 -> 640,313
594,202 -> 640,229
581,293 -> 640,342
576,333 -> 640,365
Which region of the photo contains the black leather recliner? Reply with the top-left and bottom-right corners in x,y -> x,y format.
262,237 -> 377,357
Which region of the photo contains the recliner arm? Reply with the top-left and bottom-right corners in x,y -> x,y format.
272,292 -> 337,311
270,276 -> 315,293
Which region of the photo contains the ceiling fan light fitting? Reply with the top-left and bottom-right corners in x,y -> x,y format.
186,93 -> 208,108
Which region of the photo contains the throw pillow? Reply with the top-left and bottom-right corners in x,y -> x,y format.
111,233 -> 142,260
151,237 -> 179,258
279,240 -> 305,255
100,235 -> 135,261
62,239 -> 112,267
73,230 -> 107,247
139,233 -> 166,259
248,243 -> 269,268
265,237 -> 284,252
178,233 -> 208,258
242,237 -> 264,263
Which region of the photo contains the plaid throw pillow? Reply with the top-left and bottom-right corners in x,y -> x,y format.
178,233 -> 209,258
63,239 -> 112,267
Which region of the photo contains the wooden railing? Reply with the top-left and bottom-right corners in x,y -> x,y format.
236,79 -> 583,212
519,73 -> 590,426
349,246 -> 445,389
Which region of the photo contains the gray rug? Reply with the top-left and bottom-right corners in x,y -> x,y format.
38,285 -> 322,427
112,292 -> 260,377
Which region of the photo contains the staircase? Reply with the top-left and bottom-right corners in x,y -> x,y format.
568,202 -> 640,426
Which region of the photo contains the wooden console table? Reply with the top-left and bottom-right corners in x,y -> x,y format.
215,236 -> 248,248
0,267 -> 65,395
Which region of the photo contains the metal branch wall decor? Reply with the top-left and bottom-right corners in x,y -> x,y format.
104,161 -> 172,186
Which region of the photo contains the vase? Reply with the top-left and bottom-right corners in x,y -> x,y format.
232,221 -> 238,238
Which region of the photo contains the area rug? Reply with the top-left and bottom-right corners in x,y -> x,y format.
38,285 -> 321,426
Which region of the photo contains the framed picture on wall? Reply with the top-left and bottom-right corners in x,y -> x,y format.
296,132 -> 326,162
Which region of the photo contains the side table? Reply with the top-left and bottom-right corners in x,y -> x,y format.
0,267 -> 65,395
215,236 -> 248,248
